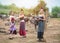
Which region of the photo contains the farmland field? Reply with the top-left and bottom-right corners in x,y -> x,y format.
0,18 -> 60,43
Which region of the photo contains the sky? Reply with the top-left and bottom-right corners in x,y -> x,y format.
0,0 -> 60,12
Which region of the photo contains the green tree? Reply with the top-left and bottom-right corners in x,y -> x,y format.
8,3 -> 19,12
0,3 -> 20,15
52,6 -> 60,18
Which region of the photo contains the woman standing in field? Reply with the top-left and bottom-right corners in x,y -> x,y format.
18,9 -> 26,38
37,8 -> 46,42
9,11 -> 17,39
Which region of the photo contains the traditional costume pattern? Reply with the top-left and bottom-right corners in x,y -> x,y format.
9,16 -> 17,34
19,14 -> 26,36
37,14 -> 45,40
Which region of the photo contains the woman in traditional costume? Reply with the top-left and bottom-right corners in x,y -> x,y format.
19,9 -> 26,38
37,8 -> 46,42
9,11 -> 17,39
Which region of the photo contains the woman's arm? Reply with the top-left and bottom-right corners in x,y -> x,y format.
18,14 -> 24,18
42,15 -> 46,21
15,14 -> 21,19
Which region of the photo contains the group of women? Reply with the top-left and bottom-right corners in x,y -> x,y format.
9,9 -> 26,39
9,8 -> 46,42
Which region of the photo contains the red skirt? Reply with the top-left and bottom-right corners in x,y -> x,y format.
19,29 -> 26,36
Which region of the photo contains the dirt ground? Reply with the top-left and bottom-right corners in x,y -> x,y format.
0,18 -> 60,43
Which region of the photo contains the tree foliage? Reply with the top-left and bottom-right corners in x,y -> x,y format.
52,6 -> 60,18
0,0 -> 49,16
33,0 -> 47,14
